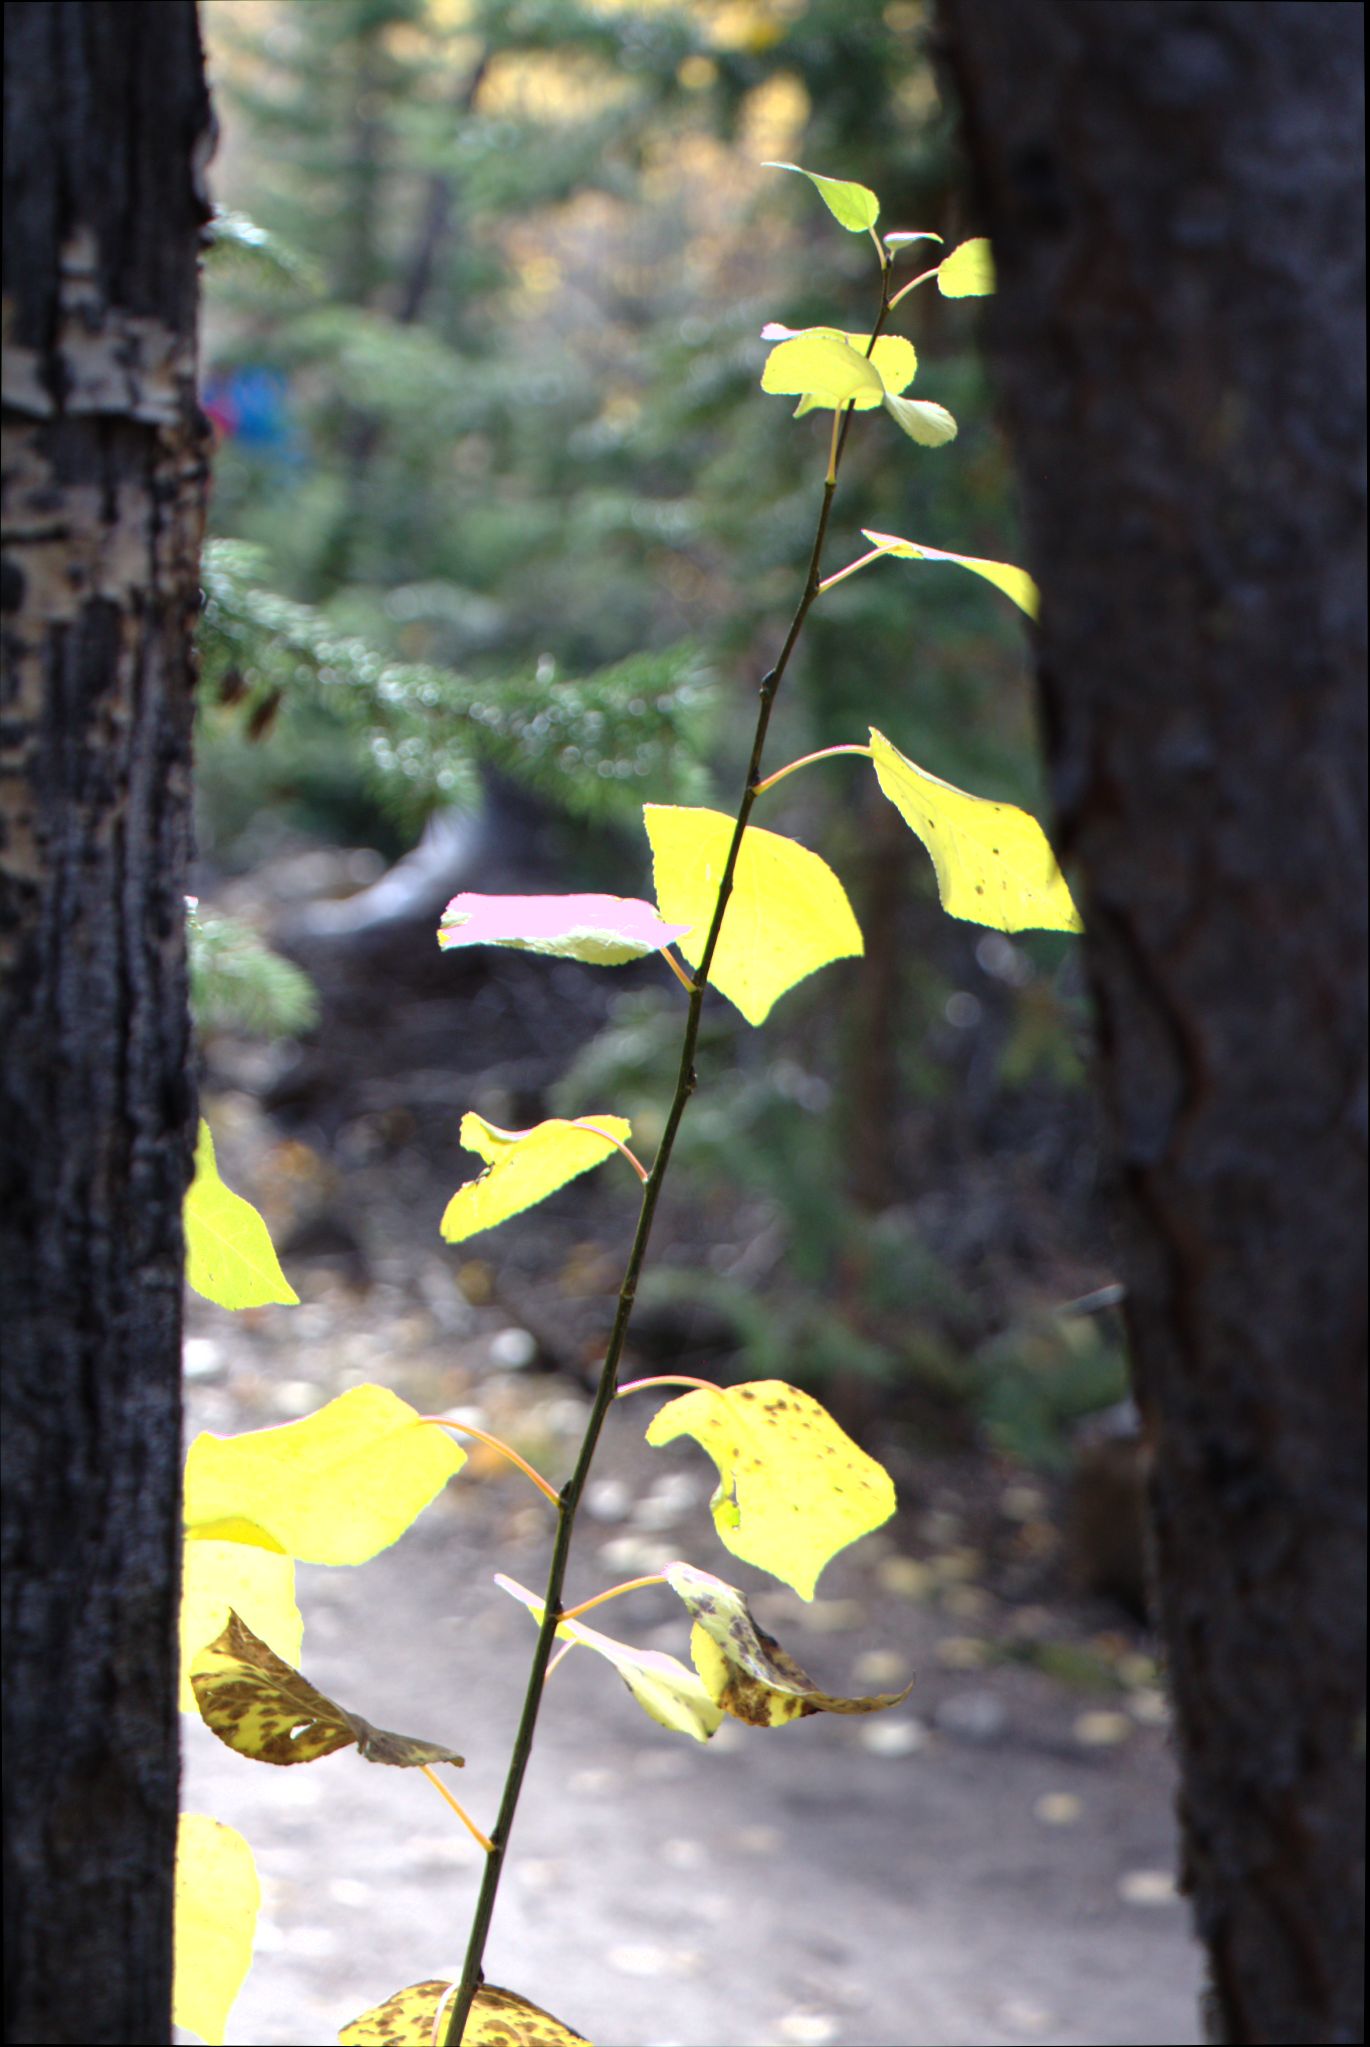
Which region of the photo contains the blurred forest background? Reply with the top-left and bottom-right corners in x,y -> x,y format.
194,0 -> 1133,1553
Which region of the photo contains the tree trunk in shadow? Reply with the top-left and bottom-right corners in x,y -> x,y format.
935,4 -> 1366,2041
1,5 -> 212,2037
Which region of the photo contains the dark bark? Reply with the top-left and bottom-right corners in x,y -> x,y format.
935,4 -> 1366,2040
1,5 -> 212,2040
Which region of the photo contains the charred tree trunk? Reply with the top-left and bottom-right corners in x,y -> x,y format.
935,4 -> 1366,2041
1,5 -> 212,2039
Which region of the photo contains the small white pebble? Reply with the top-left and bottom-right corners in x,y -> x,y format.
488,1326 -> 537,1370
859,1717 -> 926,1758
271,1379 -> 319,1416
1033,1792 -> 1084,1827
1073,1709 -> 1133,1747
182,1337 -> 224,1382
326,1877 -> 371,1908
775,2014 -> 839,2046
1118,1868 -> 1179,1906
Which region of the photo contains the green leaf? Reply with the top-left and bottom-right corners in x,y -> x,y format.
184,1383 -> 466,1566
761,326 -> 916,411
179,1530 -> 301,1715
882,393 -> 958,447
438,892 -> 690,966
762,161 -> 880,233
761,332 -> 883,412
339,1982 -> 592,2047
938,237 -> 996,297
497,1574 -> 724,1744
868,727 -> 1082,933
663,1563 -> 915,1727
174,1815 -> 259,2047
861,528 -> 1039,618
644,1381 -> 896,1599
644,805 -> 863,1027
184,1119 -> 299,1310
884,230 -> 943,252
440,1111 -> 633,1244
191,1610 -> 464,1768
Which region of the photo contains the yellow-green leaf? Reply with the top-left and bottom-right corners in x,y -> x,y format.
861,528 -> 1039,618
882,393 -> 958,446
179,1530 -> 302,1714
644,805 -> 863,1027
761,325 -> 916,410
190,1610 -> 464,1768
761,332 -> 883,411
664,1562 -> 914,1728
762,160 -> 879,233
497,1574 -> 724,1743
174,1814 -> 259,2046
644,1380 -> 896,1600
184,1383 -> 466,1565
938,237 -> 996,297
339,1981 -> 591,2047
440,1111 -> 633,1244
869,726 -> 1082,933
184,1119 -> 298,1310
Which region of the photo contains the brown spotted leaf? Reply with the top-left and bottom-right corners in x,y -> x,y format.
338,1979 -> 590,2046
644,1379 -> 895,1599
190,1611 -> 463,1769
663,1562 -> 914,1728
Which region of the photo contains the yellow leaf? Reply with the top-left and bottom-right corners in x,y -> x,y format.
497,1575 -> 724,1743
644,1381 -> 896,1600
179,1531 -> 302,1715
339,1980 -> 591,2046
440,1111 -> 633,1244
938,237 -> 996,297
644,805 -> 862,1026
761,161 -> 879,233
191,1611 -> 464,1768
761,332 -> 883,411
184,1119 -> 298,1310
861,528 -> 1039,618
184,1383 -> 466,1565
868,727 -> 1082,933
173,1815 -> 259,2046
881,393 -> 958,446
760,325 -> 916,410
664,1563 -> 915,1727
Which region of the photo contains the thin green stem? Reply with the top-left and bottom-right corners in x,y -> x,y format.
752,744 -> 873,799
441,253 -> 895,2047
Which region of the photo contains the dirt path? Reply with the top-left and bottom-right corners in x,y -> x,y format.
181,1275 -> 1203,2047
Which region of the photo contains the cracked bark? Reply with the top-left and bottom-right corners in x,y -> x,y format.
1,5 -> 212,2039
935,5 -> 1366,2040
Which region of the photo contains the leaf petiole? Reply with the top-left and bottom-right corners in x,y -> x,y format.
658,946 -> 697,996
420,1766 -> 494,1856
419,1418 -> 560,1506
557,1574 -> 666,1624
614,1374 -> 720,1399
818,544 -> 901,594
888,263 -> 942,311
577,1121 -> 650,1184
752,744 -> 874,798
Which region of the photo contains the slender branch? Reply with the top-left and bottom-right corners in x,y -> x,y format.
442,253 -> 896,2047
418,1418 -> 560,1507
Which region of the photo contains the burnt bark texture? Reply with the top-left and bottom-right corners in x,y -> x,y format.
936,4 -> 1366,2041
1,4 -> 212,2040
